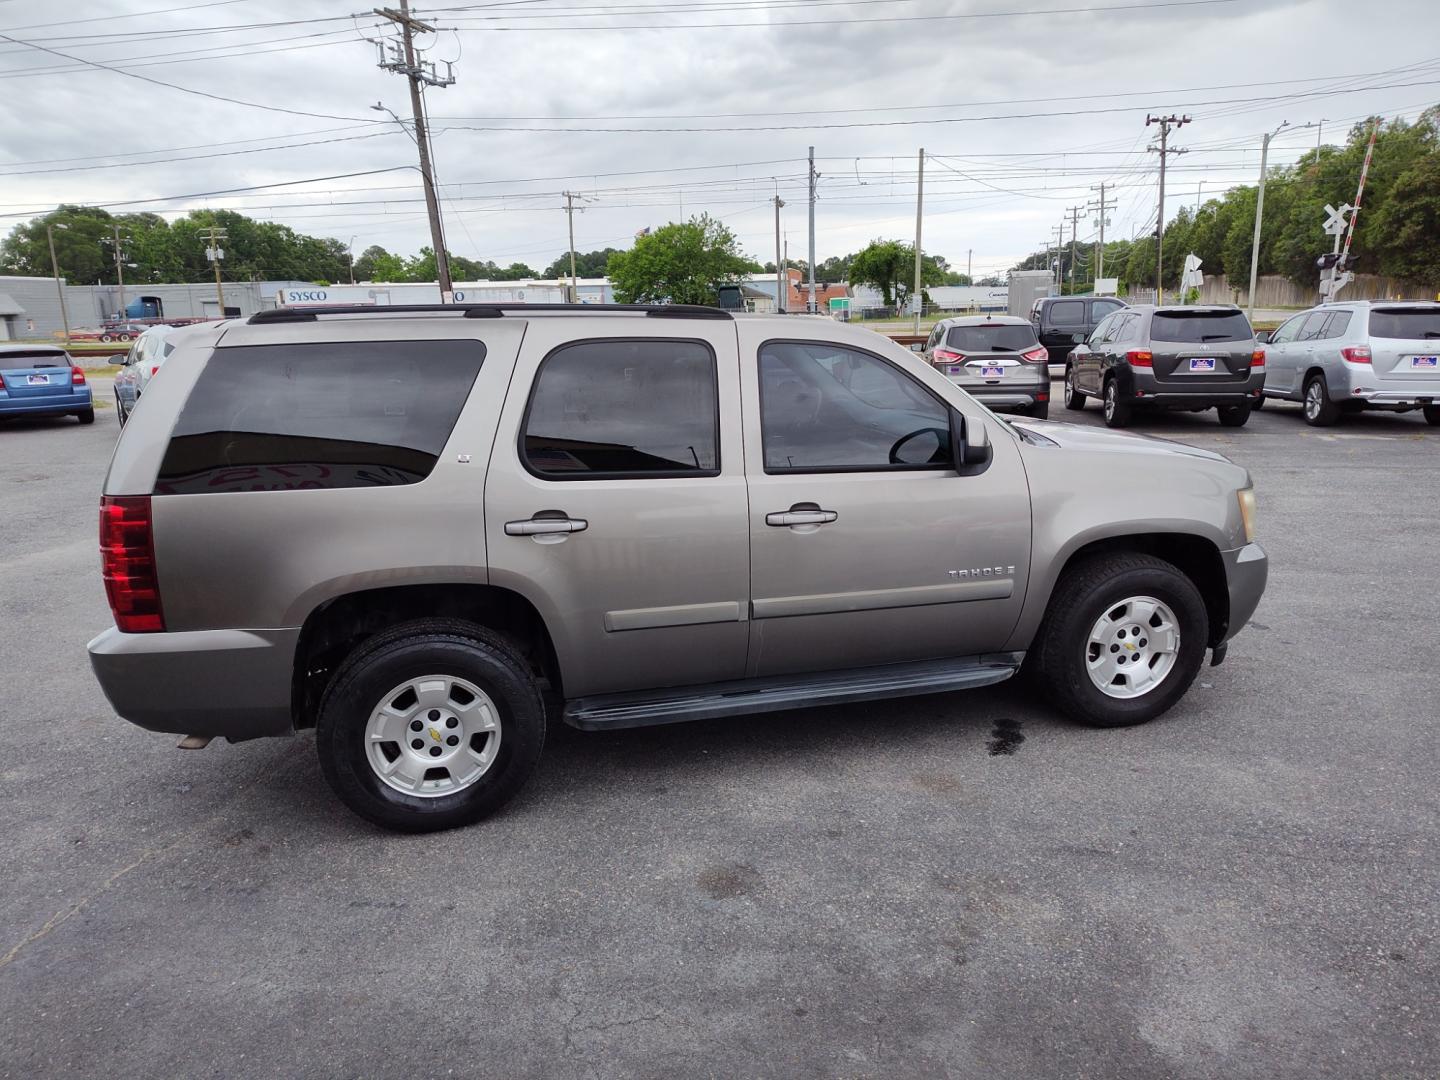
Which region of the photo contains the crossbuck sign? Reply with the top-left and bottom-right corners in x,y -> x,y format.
1322,203 -> 1353,237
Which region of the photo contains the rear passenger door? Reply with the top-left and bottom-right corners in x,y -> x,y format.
1041,299 -> 1087,364
484,320 -> 750,698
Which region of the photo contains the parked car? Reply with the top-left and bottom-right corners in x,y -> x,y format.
1030,294 -> 1128,375
1064,304 -> 1265,428
89,304 -> 1266,832
100,323 -> 148,343
921,315 -> 1051,418
0,344 -> 94,424
114,325 -> 176,426
1256,300 -> 1440,426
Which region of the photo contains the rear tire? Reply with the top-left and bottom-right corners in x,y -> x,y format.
1250,394 -> 1265,410
77,408 -> 95,425
316,618 -> 546,833
1025,399 -> 1050,420
1102,378 -> 1132,428
1303,373 -> 1341,426
1031,553 -> 1209,728
1216,403 -> 1251,427
1423,405 -> 1440,426
1063,367 -> 1087,410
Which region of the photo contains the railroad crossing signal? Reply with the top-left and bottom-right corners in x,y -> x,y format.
1322,203 -> 1353,237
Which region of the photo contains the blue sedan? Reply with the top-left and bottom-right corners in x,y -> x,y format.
0,345 -> 94,424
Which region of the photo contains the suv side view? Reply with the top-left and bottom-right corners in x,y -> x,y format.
1030,295 -> 1128,374
1258,300 -> 1440,426
1065,304 -> 1265,428
89,304 -> 1267,832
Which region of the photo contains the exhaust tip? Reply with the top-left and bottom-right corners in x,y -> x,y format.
177,734 -> 213,750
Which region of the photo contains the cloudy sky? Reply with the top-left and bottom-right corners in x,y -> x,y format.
1,0 -> 1436,280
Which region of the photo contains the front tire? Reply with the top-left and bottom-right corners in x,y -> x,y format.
1217,403 -> 1251,427
316,618 -> 546,833
1031,553 -> 1209,728
1102,378 -> 1132,428
1063,367 -> 1087,410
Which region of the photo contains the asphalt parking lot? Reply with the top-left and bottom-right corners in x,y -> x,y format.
2,383 -> 1436,1079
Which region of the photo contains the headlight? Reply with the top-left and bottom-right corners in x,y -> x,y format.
1237,487 -> 1257,544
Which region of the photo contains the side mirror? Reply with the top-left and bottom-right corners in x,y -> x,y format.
909,342 -> 925,352
1071,332 -> 1087,344
1255,330 -> 1272,344
950,408 -> 992,470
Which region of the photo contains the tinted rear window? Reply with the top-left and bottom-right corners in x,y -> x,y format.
946,324 -> 1037,352
155,340 -> 484,495
523,339 -> 718,477
0,351 -> 69,370
1368,308 -> 1440,340
1150,311 -> 1253,343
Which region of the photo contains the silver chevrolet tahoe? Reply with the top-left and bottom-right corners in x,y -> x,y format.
89,304 -> 1267,832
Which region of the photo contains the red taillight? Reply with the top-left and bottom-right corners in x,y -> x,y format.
100,496 -> 164,633
1126,350 -> 1154,368
71,366 -> 86,385
933,347 -> 964,363
150,365 -> 160,377
1251,348 -> 1266,368
1341,346 -> 1372,364
1021,346 -> 1049,364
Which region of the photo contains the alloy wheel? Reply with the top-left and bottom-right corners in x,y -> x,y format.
1085,595 -> 1180,699
363,674 -> 502,798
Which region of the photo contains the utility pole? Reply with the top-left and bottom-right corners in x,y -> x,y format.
1067,204 -> 1083,293
1247,121 -> 1287,323
912,147 -> 924,333
967,248 -> 972,283
1051,224 -> 1065,292
374,0 -> 456,301
1089,182 -> 1115,282
773,195 -> 786,313
201,225 -> 227,317
807,146 -> 818,313
1146,113 -> 1191,303
563,192 -> 581,302
103,225 -> 129,323
45,222 -> 71,344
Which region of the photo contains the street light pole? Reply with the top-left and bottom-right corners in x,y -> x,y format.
45,222 -> 71,344
1247,121 -> 1288,323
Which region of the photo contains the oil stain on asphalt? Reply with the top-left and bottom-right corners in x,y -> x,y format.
987,718 -> 1025,756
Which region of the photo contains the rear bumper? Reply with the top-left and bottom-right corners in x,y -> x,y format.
88,626 -> 299,740
1220,543 -> 1267,643
1349,388 -> 1440,407
1123,367 -> 1263,408
0,388 -> 92,416
948,375 -> 1049,409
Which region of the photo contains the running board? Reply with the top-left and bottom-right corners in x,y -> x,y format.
563,653 -> 1024,731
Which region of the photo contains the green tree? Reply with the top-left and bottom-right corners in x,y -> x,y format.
1370,153 -> 1440,284
606,214 -> 755,304
849,239 -> 944,307
540,248 -> 621,279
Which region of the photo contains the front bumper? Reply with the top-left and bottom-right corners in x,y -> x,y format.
88,626 -> 299,740
1220,543 -> 1267,642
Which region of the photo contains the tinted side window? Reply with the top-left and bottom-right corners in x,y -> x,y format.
523,339 -> 718,478
1090,315 -> 1116,344
1321,311 -> 1353,339
1269,313 -> 1308,345
156,340 -> 484,495
1116,314 -> 1139,344
1048,300 -> 1086,328
1297,312 -> 1331,342
1091,299 -> 1124,322
760,341 -> 950,472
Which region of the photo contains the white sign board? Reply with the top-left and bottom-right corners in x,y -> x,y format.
1095,277 -> 1119,296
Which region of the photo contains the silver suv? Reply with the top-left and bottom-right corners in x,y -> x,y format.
88,304 -> 1267,832
921,315 -> 1051,419
1258,300 -> 1440,426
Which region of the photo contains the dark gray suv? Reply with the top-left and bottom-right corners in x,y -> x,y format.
1064,305 -> 1265,428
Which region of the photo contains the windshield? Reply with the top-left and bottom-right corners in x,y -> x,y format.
0,351 -> 70,371
1369,308 -> 1440,340
946,324 -> 1037,352
1150,311 -> 1253,343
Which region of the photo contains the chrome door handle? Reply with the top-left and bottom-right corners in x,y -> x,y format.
505,515 -> 588,536
766,506 -> 837,527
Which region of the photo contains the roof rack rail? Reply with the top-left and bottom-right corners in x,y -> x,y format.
248,302 -> 732,325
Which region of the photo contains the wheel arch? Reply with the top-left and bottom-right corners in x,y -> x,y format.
1012,531 -> 1230,652
291,583 -> 561,729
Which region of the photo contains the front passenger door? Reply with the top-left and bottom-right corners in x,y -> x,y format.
738,330 -> 1032,677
